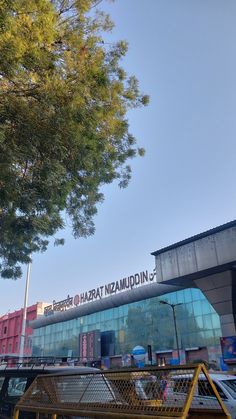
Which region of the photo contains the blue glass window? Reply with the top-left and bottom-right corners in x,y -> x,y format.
32,287 -> 222,358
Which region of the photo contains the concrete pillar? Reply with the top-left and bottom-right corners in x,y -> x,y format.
194,270 -> 236,336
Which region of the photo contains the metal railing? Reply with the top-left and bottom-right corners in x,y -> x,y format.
0,355 -> 88,369
13,364 -> 230,418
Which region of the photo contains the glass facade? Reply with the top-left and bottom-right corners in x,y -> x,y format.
32,288 -> 222,357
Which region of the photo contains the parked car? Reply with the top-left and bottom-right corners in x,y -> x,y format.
0,364 -> 99,419
167,372 -> 236,418
13,369 -> 172,418
111,371 -> 166,405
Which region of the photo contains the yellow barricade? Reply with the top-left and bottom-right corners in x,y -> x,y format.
13,363 -> 230,419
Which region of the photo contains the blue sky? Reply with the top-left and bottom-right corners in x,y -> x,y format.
1,0 -> 236,314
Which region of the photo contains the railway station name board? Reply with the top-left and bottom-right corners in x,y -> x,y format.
44,268 -> 156,316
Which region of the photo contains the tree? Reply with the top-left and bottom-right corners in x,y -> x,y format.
124,303 -> 174,353
0,0 -> 149,278
124,298 -> 203,354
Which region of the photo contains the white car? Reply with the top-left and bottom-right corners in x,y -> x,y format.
167,372 -> 236,418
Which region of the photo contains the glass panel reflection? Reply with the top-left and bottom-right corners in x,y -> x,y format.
32,287 -> 222,358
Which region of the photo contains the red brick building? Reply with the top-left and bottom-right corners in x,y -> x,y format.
0,303 -> 48,357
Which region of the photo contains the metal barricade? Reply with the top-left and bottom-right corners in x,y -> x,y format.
13,363 -> 230,418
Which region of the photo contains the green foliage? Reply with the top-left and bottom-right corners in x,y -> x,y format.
0,0 -> 148,278
123,298 -> 202,354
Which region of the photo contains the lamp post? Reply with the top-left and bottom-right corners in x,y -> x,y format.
19,261 -> 32,362
159,300 -> 182,363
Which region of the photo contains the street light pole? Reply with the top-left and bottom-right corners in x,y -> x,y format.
159,300 -> 182,363
172,304 -> 180,362
19,261 -> 31,362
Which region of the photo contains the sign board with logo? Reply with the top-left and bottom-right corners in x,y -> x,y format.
220,336 -> 236,362
132,345 -> 146,368
44,268 -> 156,316
79,330 -> 101,362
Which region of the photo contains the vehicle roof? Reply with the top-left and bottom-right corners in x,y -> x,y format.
44,366 -> 100,376
209,373 -> 236,381
171,372 -> 236,381
0,366 -> 100,375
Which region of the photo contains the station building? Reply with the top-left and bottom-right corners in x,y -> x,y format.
30,220 -> 236,368
0,302 -> 48,358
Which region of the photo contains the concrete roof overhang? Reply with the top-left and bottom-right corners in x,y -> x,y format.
151,219 -> 236,257
151,220 -> 236,286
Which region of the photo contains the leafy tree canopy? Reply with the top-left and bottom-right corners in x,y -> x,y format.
0,0 -> 149,279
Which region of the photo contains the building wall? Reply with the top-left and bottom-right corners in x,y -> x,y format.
152,221 -> 236,338
32,288 -> 222,364
0,302 -> 48,357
